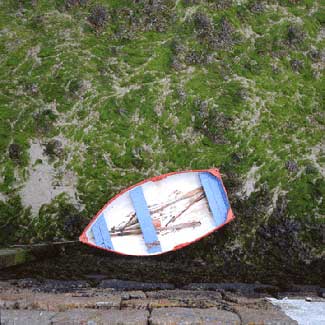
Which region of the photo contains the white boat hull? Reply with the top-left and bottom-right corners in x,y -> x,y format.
80,169 -> 234,256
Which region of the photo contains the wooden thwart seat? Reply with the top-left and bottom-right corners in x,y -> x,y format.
130,186 -> 161,254
92,214 -> 113,250
199,172 -> 229,226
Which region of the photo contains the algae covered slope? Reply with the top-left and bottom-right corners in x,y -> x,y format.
0,0 -> 324,282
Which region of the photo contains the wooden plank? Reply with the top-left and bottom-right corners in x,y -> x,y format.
199,173 -> 228,226
0,248 -> 32,269
92,214 -> 113,250
0,242 -> 78,270
130,186 -> 161,254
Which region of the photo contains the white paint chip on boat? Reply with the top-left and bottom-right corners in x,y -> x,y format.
269,298 -> 325,325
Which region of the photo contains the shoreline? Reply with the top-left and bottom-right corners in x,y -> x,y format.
0,278 -> 324,324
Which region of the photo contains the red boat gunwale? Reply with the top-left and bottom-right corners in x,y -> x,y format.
79,168 -> 235,256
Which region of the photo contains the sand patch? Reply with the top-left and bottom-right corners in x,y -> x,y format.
0,192 -> 7,202
20,140 -> 81,215
239,164 -> 263,197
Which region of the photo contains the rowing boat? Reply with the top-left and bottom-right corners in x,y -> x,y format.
79,169 -> 234,256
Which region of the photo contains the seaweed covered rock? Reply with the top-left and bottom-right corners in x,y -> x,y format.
287,25 -> 305,47
65,0 -> 87,9
0,0 -> 323,285
250,1 -> 265,13
8,144 -> 22,163
194,11 -> 214,39
44,140 -> 63,158
88,5 -> 108,29
35,195 -> 86,242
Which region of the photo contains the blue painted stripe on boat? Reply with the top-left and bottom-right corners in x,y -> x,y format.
199,173 -> 228,225
216,178 -> 230,210
92,214 -> 113,250
199,173 -> 224,226
207,173 -> 228,222
130,186 -> 161,254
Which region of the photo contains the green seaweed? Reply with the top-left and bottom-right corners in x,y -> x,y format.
0,0 -> 323,282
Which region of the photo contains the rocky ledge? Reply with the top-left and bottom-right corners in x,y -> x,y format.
1,279 -> 314,325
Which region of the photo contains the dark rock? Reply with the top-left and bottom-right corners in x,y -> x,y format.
183,283 -> 279,297
32,279 -> 90,293
196,99 -> 209,118
253,285 -> 280,296
285,160 -> 298,172
14,278 -> 41,288
142,0 -> 173,33
258,216 -> 301,245
171,57 -> 183,70
185,51 -> 207,65
236,88 -> 248,100
183,283 -> 227,291
309,49 -> 320,62
273,195 -> 288,218
116,107 -> 128,116
209,17 -> 235,50
287,25 -> 305,47
63,214 -> 85,238
121,291 -> 146,300
24,83 -> 39,95
231,152 -> 242,163
253,195 -> 314,284
250,2 -> 265,13
176,88 -> 187,101
170,39 -> 187,69
193,11 -> 235,52
171,39 -> 186,55
99,279 -> 175,291
44,139 -> 63,157
194,99 -> 231,144
131,147 -> 144,168
213,0 -> 233,10
278,285 -> 321,298
183,0 -> 200,5
193,11 -> 214,38
88,5 -> 108,29
8,143 -> 22,162
291,59 -> 303,72
319,288 -> 325,298
84,274 -> 108,281
65,0 -> 87,9
30,83 -> 39,94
